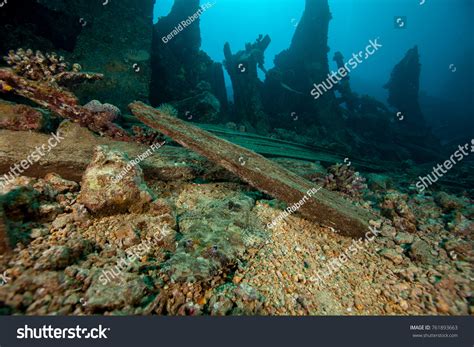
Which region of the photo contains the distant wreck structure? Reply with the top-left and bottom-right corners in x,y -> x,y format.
385,46 -> 424,128
263,0 -> 342,131
223,35 -> 272,131
385,46 -> 439,158
332,51 -> 357,112
150,0 -> 228,122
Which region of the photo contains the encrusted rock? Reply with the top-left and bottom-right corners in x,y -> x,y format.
0,100 -> 54,132
38,202 -> 63,222
34,240 -> 92,270
408,239 -> 436,265
323,163 -> 367,198
366,173 -> 393,192
44,173 -> 79,194
85,270 -> 148,310
77,145 -> 155,215
380,191 -> 417,233
51,214 -> 74,230
434,191 -> 463,212
379,248 -> 404,265
394,232 -> 414,245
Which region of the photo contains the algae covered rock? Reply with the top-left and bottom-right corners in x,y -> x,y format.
164,183 -> 267,282
0,204 -> 9,253
0,178 -> 41,247
34,241 -> 93,271
408,239 -> 436,265
208,283 -> 265,315
366,173 -> 393,192
78,145 -> 155,215
85,270 -> 149,311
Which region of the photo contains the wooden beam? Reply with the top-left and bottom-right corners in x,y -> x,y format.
130,101 -> 376,237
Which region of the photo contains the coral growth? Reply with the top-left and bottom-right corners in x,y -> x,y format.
380,190 -> 417,233
157,103 -> 178,118
84,100 -> 121,122
323,163 -> 367,198
4,49 -> 68,81
0,57 -> 133,142
3,49 -> 102,87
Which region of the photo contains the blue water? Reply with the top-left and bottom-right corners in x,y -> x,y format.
154,0 -> 473,105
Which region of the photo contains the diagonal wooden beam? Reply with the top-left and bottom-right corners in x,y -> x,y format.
129,101 -> 376,237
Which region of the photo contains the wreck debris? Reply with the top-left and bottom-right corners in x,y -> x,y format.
0,124 -> 201,183
224,35 -> 271,128
130,101 -> 376,237
263,0 -> 342,130
384,46 -> 440,156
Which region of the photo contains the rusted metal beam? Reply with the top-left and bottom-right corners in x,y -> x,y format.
129,101 -> 376,237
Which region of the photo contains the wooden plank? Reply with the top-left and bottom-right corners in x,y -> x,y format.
130,101 -> 377,238
198,124 -> 391,172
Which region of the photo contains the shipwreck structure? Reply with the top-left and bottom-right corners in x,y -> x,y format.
223,35 -> 271,131
150,0 -> 228,122
263,0 -> 342,131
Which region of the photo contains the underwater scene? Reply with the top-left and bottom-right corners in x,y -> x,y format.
0,0 -> 472,317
